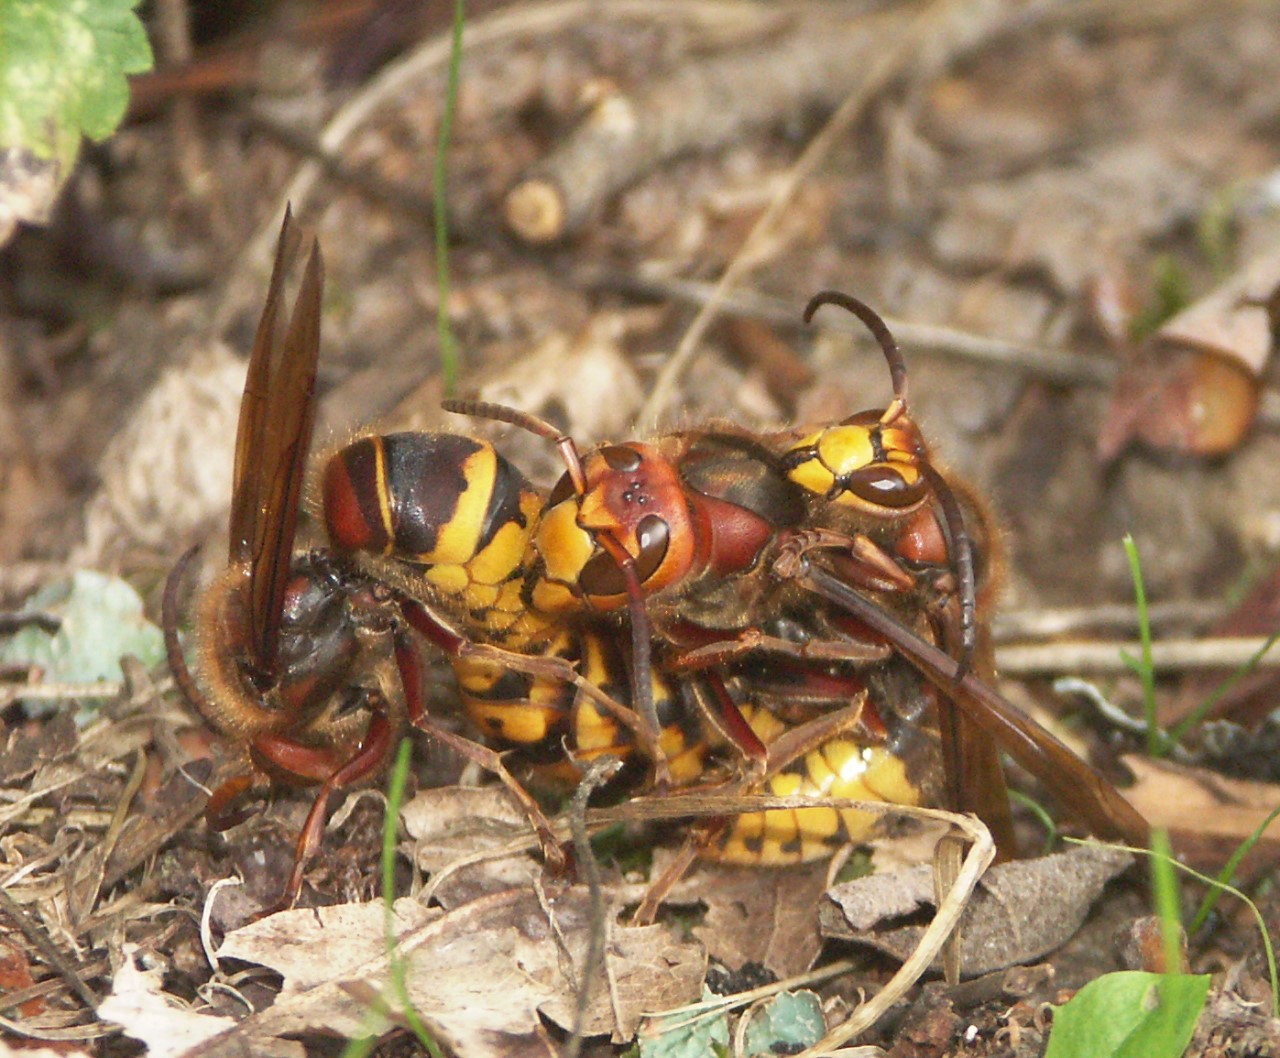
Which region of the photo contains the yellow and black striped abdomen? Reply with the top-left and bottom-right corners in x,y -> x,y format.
710,703 -> 925,865
322,432 -> 543,634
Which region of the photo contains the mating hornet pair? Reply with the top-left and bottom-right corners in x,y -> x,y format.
165,211 -> 1148,907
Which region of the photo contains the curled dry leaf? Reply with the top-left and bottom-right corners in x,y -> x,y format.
1128,753 -> 1280,827
819,844 -> 1133,979
215,887 -> 704,1056
1098,249 -> 1280,460
97,943 -> 249,1058
401,785 -> 546,906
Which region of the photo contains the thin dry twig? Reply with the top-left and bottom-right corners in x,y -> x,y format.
594,272 -> 1117,388
993,601 -> 1226,641
220,0 -> 784,329
994,635 -> 1280,675
0,887 -> 100,1010
503,6 -> 895,243
798,810 -> 994,1056
564,757 -> 625,1058
641,0 -> 1052,426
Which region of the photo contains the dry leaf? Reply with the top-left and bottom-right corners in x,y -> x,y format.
692,860 -> 829,979
820,845 -> 1133,978
1097,249 -> 1280,459
97,944 -> 254,1058
1123,755 -> 1280,844
401,785 -> 544,906
213,887 -> 704,1056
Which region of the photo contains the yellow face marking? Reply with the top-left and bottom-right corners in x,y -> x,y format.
787,457 -> 836,497
816,425 -> 875,478
536,501 -> 597,584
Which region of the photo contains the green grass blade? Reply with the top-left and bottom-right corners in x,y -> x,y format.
1122,535 -> 1164,756
434,0 -> 465,396
1188,804 -> 1280,936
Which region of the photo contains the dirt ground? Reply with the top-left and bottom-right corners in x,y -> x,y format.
4,1 -> 1280,1055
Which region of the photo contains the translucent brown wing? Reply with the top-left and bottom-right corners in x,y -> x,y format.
228,207 -> 325,677
800,565 -> 1150,849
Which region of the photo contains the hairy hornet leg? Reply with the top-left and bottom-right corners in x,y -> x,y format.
165,547 -> 414,908
666,626 -> 892,671
441,398 -> 673,787
785,557 -> 1150,848
390,594 -> 568,872
268,697 -> 396,910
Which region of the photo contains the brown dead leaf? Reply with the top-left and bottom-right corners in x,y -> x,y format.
213,887 -> 704,1056
692,860 -> 828,980
1097,249 -> 1280,460
1124,754 -> 1280,847
0,709 -> 76,786
401,785 -> 544,906
820,845 -> 1133,978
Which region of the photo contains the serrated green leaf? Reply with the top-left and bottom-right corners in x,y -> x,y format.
0,570 -> 165,723
1045,972 -> 1210,1058
742,990 -> 825,1057
0,0 -> 153,173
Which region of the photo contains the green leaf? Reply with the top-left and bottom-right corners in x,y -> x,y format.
0,570 -> 165,722
0,0 -> 153,173
638,990 -> 730,1058
1045,972 -> 1210,1058
742,990 -> 825,1057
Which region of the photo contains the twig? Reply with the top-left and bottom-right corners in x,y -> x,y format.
804,810 -> 994,1055
641,0 -> 1057,426
995,635 -> 1280,675
504,7 -> 898,243
67,748 -> 149,924
992,601 -> 1225,641
600,271 -> 1118,389
220,0 -> 786,329
155,0 -> 207,191
0,680 -> 122,708
564,757 -> 625,1058
0,887 -> 99,1010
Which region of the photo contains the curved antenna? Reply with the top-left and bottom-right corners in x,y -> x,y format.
442,398 -> 587,495
803,290 -> 908,427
